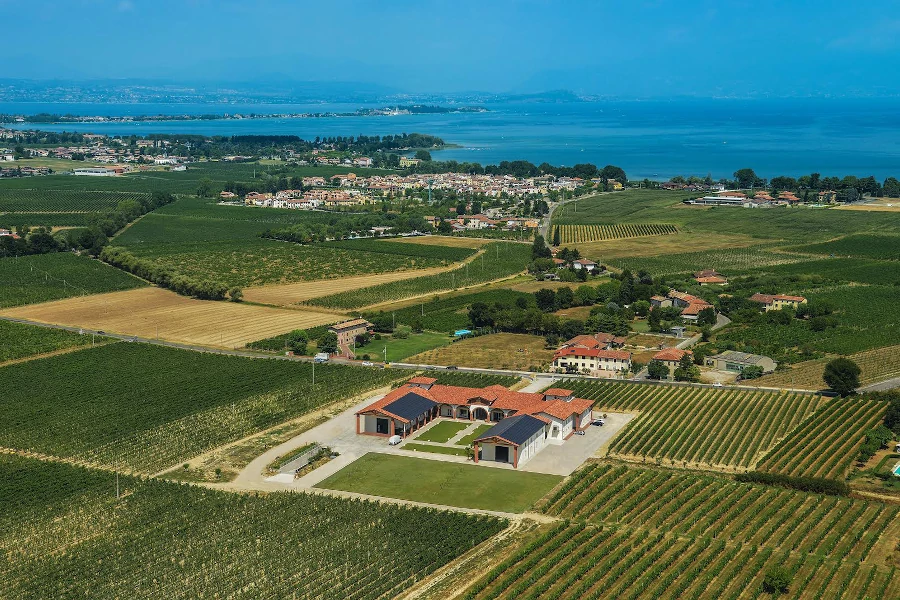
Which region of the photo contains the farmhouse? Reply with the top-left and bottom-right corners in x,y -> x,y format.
552,347 -> 632,376
561,332 -> 626,350
750,293 -> 808,312
666,290 -> 713,321
652,347 -> 692,378
706,350 -> 776,374
356,378 -> 594,468
328,318 -> 373,356
694,270 -> 728,286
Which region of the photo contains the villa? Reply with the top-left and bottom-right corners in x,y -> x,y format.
355,378 -> 594,468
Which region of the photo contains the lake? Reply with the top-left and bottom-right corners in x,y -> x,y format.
3,98 -> 899,181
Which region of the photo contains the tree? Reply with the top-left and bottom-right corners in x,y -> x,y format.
647,359 -> 669,380
196,177 -> 213,198
531,234 -> 552,260
697,306 -> 717,327
632,300 -> 650,317
535,288 -> 557,312
555,286 -> 574,309
227,287 -> 243,302
673,353 -> 701,382
733,168 -> 761,189
437,219 -> 452,234
823,358 -> 861,396
552,226 -> 561,247
318,332 -> 338,354
414,150 -> 432,162
762,567 -> 792,595
741,365 -> 764,380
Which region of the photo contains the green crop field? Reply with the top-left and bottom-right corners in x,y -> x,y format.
1,455 -> 504,600
0,189 -> 148,212
0,212 -> 93,227
308,241 -> 531,309
320,238 -> 477,262
412,370 -> 522,388
756,397 -> 888,479
609,245 -> 809,276
0,343 -> 399,473
369,287 -> 536,332
562,381 -> 827,470
716,284 -> 900,357
0,253 -> 146,308
793,233 -> 900,260
0,320 -> 94,362
466,462 -> 900,600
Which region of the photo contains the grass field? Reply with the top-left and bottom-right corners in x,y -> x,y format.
409,333 -> 554,371
315,453 -> 562,512
359,331 -> 451,362
0,253 -> 146,308
242,265 -> 460,305
562,381 -> 827,471
385,235 -> 494,248
0,343 -> 399,473
0,287 -> 342,348
1,455 -> 504,600
756,396 -> 888,479
464,461 -> 900,600
403,443 -> 470,456
416,421 -> 471,443
0,319 -> 93,363
793,233 -> 900,260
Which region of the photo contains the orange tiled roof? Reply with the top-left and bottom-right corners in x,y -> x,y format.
653,348 -> 692,362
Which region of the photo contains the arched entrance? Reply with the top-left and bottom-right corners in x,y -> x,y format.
473,407 -> 488,421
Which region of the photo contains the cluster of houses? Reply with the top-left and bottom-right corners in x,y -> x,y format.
423,213 -> 540,233
650,289 -> 715,322
685,189 -> 837,208
232,188 -> 375,209
356,377 -> 594,468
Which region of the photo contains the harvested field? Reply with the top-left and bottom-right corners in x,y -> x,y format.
408,333 -> 554,370
0,287 -> 342,348
242,266 -> 452,306
382,235 -> 494,248
752,344 -> 900,390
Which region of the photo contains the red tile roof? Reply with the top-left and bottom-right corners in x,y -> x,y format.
408,376 -> 437,385
653,348 -> 692,362
357,381 -> 591,422
543,388 -> 574,397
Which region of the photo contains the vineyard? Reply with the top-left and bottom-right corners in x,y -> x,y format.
0,189 -> 149,213
608,245 -> 808,276
0,320 -> 93,363
319,238 -> 477,262
463,462 -> 900,599
755,396 -> 888,479
307,241 -> 532,309
752,344 -> 900,390
552,223 -> 677,244
0,253 -> 146,308
423,370 -> 522,388
561,381 -> 827,470
1,455 -> 505,600
794,233 -> 900,261
0,343 -> 400,473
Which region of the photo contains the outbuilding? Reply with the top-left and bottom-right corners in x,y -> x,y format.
474,414 -> 548,468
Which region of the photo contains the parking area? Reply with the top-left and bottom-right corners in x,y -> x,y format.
520,411 -> 634,475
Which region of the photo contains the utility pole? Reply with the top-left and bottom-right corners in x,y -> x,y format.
383,346 -> 387,363
312,360 -> 315,386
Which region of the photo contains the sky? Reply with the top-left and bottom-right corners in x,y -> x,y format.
4,0 -> 900,97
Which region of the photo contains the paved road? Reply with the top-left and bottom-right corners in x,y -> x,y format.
861,377 -> 900,392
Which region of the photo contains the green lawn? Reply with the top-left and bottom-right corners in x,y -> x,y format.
415,421 -> 471,443
457,424 -> 494,446
357,331 -> 450,362
315,453 -> 562,513
402,443 -> 469,457
629,319 -> 651,333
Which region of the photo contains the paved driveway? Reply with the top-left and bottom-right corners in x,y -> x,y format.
520,411 -> 634,475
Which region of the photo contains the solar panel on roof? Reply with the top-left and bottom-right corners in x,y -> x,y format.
382,392 -> 438,421
475,414 -> 545,446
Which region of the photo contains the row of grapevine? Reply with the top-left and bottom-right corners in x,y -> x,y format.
0,319 -> 92,363
756,396 -> 888,479
0,189 -> 149,212
468,462 -> 899,599
561,380 -> 826,470
0,343 -> 401,473
542,463 -> 897,563
608,244 -> 808,276
552,223 -> 677,244
307,241 -> 532,309
2,454 -> 505,600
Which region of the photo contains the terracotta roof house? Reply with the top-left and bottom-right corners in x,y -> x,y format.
552,347 -> 632,376
749,293 -> 807,312
356,379 -> 594,468
562,333 -> 626,350
651,348 -> 693,378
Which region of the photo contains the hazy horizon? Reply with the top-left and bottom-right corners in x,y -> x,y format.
4,0 -> 900,98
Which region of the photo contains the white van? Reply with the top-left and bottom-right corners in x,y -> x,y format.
314,353 -> 329,363
388,435 -> 402,446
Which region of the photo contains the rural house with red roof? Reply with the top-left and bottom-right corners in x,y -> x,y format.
355,378 -> 594,468
651,347 -> 693,379
749,293 -> 807,312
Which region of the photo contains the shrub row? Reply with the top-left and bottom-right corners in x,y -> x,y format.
100,246 -> 236,301
735,472 -> 850,496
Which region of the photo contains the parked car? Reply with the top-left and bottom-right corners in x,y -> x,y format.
361,361 -> 374,367
388,435 -> 402,446
592,419 -> 605,426
445,365 -> 459,370
574,430 -> 586,436
712,382 -> 724,388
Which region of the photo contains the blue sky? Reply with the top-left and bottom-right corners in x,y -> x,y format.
4,0 -> 900,96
